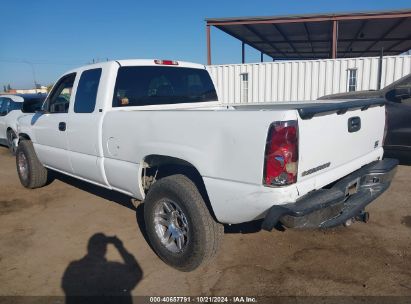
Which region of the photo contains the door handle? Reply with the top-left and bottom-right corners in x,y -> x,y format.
59,122 -> 66,131
348,117 -> 361,133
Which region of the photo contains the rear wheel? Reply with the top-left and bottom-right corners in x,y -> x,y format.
16,140 -> 49,189
144,174 -> 223,271
7,129 -> 17,155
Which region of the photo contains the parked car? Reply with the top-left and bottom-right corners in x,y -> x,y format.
15,59 -> 397,271
319,73 -> 411,164
0,94 -> 46,154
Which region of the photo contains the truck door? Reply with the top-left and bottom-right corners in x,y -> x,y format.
66,68 -> 107,185
31,73 -> 75,173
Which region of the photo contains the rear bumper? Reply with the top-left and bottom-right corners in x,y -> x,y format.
261,158 -> 398,230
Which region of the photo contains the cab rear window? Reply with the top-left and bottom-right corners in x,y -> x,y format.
112,66 -> 218,107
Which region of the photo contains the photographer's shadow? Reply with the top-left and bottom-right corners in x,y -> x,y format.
62,233 -> 143,304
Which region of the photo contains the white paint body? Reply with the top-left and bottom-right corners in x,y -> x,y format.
207,55 -> 411,103
0,95 -> 26,142
17,60 -> 385,224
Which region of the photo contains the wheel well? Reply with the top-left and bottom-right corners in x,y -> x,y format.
141,155 -> 218,221
18,133 -> 31,141
6,127 -> 17,136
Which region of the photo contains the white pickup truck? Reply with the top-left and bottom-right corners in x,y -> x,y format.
15,59 -> 398,271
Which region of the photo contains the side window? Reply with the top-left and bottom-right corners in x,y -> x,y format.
47,73 -> 76,113
22,98 -> 46,113
0,98 -> 11,116
74,68 -> 102,113
9,101 -> 23,112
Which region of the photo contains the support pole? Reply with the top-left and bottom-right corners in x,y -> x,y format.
242,42 -> 245,64
206,25 -> 211,65
260,52 -> 264,63
377,48 -> 384,90
331,20 -> 338,59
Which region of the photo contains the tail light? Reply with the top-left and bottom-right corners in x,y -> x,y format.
154,59 -> 178,65
263,120 -> 298,186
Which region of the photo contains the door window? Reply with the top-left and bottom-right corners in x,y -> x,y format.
47,73 -> 76,113
9,101 -> 23,112
74,68 -> 102,113
0,98 -> 11,116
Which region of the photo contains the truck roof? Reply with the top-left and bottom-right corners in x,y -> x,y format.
0,93 -> 47,103
64,59 -> 206,75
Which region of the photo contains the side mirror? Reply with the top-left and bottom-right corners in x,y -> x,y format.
385,86 -> 411,103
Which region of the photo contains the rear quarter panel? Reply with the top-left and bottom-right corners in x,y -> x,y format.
101,109 -> 295,184
101,109 -> 300,222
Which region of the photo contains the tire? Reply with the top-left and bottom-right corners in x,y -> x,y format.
16,140 -> 49,189
7,129 -> 17,155
144,174 -> 223,271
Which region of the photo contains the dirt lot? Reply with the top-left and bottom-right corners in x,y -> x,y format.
0,146 -> 410,297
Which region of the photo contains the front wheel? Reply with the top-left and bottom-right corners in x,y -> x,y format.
144,174 -> 223,271
16,140 -> 49,189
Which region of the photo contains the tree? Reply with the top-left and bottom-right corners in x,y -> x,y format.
46,84 -> 54,92
3,85 -> 6,92
7,84 -> 11,91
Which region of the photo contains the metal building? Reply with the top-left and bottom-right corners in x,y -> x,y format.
205,9 -> 411,103
207,55 -> 411,103
206,9 -> 411,63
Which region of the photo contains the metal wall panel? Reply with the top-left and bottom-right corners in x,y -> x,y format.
207,55 -> 411,103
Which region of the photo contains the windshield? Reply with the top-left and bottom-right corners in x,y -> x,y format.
112,66 -> 218,107
22,97 -> 46,113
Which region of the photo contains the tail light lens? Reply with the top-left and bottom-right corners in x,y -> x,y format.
263,121 -> 298,186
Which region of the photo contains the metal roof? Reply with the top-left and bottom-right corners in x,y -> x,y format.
205,9 -> 411,61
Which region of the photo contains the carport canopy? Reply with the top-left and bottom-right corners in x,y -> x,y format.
205,9 -> 411,64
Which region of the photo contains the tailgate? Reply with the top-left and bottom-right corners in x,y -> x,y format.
297,99 -> 385,187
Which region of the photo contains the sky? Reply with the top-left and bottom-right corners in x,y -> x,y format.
1,0 -> 410,88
